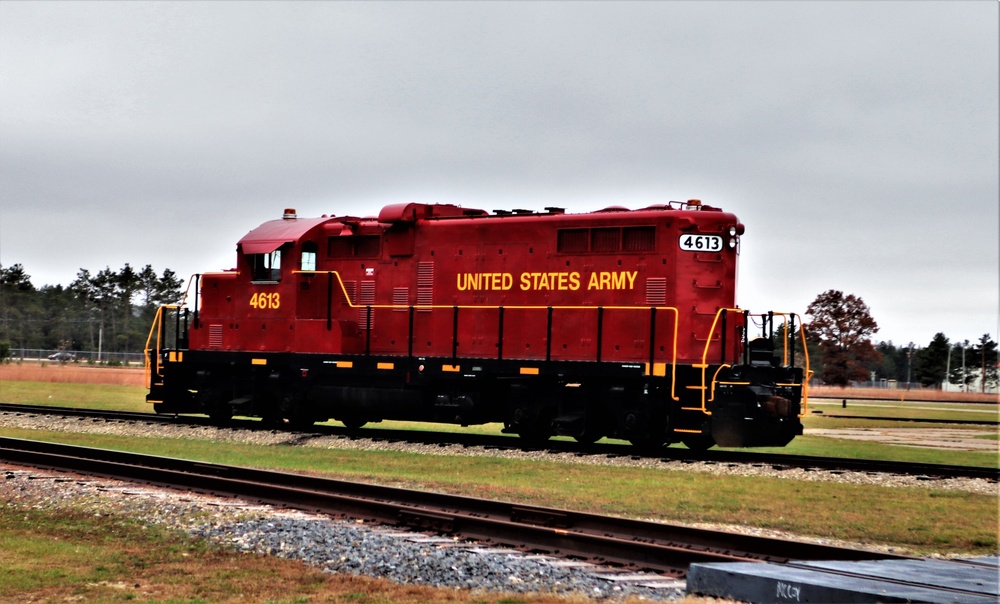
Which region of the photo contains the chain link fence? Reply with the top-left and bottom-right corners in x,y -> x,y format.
5,348 -> 146,366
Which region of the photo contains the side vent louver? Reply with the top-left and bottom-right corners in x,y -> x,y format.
646,277 -> 667,306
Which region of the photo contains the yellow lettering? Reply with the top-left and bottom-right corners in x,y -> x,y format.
459,272 -> 514,291
520,273 -> 532,291
569,272 -> 580,290
585,271 -> 639,290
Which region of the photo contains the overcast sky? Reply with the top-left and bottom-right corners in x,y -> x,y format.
1,1 -> 997,348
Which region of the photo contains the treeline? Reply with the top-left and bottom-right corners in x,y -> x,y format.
0,263 -> 184,359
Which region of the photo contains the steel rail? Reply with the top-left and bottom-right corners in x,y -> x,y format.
1,436 -> 910,576
815,414 -> 999,426
1,404 -> 996,480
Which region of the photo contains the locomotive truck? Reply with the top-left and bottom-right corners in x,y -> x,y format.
145,200 -> 809,449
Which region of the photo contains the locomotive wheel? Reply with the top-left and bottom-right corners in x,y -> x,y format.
506,402 -> 552,444
200,390 -> 232,425
278,393 -> 318,429
573,429 -> 603,444
681,432 -> 715,451
340,417 -> 367,430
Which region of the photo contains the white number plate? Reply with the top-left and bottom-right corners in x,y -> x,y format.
678,234 -> 723,252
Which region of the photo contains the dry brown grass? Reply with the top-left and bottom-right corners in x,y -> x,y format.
0,362 -> 145,386
811,386 -> 997,404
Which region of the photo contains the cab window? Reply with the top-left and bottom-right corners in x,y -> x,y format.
250,250 -> 281,282
301,241 -> 318,271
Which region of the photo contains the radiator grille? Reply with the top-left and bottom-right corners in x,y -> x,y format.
393,287 -> 409,311
341,280 -> 357,305
417,261 -> 434,287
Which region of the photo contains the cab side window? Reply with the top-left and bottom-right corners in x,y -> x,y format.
301,241 -> 318,271
250,250 -> 281,282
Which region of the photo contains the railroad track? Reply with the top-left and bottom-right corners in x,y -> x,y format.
815,413 -> 999,426
1,403 -> 996,481
0,436 -> 910,577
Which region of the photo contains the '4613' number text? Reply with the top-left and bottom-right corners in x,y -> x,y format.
250,292 -> 280,310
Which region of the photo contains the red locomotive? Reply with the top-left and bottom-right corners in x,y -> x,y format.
146,200 -> 809,449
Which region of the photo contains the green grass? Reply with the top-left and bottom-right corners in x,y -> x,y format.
0,381 -> 148,411
2,426 -> 997,556
0,504 -> 202,598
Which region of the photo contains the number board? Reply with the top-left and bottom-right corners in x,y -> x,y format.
678,234 -> 723,252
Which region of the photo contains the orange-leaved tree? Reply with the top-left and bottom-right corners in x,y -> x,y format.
805,289 -> 880,387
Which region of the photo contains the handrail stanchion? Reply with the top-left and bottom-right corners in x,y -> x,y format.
497,306 -> 505,361
326,272 -> 333,331
452,306 -> 459,359
193,274 -> 200,329
596,307 -> 604,363
408,306 -> 415,359
365,306 -> 372,356
789,314 -> 796,367
742,310 -> 750,365
648,306 -> 657,372
546,306 -> 553,362
720,308 -> 728,365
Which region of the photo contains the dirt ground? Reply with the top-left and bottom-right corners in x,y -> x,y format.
0,363 -> 145,386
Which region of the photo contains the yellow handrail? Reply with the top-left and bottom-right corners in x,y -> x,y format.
143,304 -> 181,389
294,270 -> 682,400
691,309 -> 811,415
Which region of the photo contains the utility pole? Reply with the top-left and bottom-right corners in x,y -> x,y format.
962,340 -> 968,392
945,345 -> 951,391
906,342 -> 914,390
